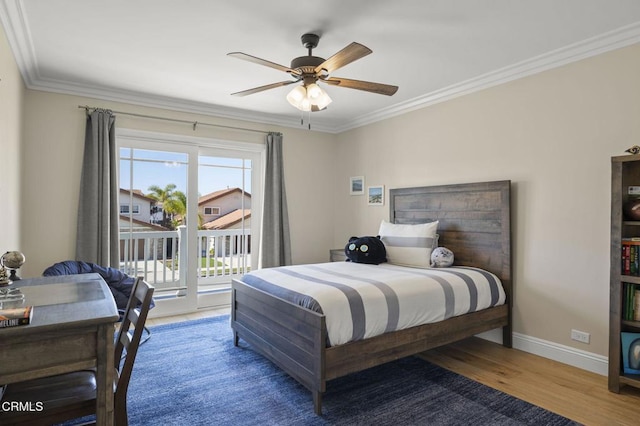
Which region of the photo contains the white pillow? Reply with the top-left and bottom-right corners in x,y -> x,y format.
378,220 -> 439,268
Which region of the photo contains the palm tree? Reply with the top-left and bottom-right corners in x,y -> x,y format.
167,190 -> 187,227
147,184 -> 186,229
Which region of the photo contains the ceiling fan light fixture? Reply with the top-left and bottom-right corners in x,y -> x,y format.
306,83 -> 323,100
300,97 -> 312,112
315,90 -> 332,110
286,85 -> 306,105
286,82 -> 332,111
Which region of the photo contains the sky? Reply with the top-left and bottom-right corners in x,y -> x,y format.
119,148 -> 252,197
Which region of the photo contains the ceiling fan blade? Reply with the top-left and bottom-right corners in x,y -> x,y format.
227,52 -> 301,75
314,42 -> 372,74
322,77 -> 398,96
231,80 -> 297,97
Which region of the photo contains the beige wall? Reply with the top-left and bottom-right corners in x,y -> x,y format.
20,91 -> 337,277
333,43 -> 640,356
0,22 -> 24,252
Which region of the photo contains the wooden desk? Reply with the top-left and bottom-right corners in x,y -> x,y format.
0,274 -> 119,425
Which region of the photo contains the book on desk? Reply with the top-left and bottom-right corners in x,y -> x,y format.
0,305 -> 33,328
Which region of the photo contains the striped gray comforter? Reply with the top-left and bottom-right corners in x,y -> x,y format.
241,261 -> 506,346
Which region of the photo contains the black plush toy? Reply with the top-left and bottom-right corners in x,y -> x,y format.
344,236 -> 387,265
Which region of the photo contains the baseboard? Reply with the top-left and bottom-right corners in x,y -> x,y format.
476,329 -> 608,376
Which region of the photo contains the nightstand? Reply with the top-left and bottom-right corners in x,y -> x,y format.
329,249 -> 347,262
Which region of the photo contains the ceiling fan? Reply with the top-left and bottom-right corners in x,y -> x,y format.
228,33 -> 398,112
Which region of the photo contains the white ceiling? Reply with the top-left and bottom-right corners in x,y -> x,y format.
2,0 -> 640,133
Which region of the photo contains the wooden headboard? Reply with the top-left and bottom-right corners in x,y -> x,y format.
388,180 -> 512,298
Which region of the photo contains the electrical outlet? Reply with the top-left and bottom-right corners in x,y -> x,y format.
571,329 -> 590,344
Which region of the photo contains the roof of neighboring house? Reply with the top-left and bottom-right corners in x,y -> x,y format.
199,188 -> 251,205
119,188 -> 157,203
202,209 -> 251,230
119,215 -> 170,231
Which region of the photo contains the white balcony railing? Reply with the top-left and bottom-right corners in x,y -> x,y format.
119,226 -> 251,295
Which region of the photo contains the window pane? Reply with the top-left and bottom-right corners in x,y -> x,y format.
119,147 -> 188,297
198,154 -> 252,290
198,156 -> 251,194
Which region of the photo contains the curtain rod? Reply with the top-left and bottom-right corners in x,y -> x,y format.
77,105 -> 270,135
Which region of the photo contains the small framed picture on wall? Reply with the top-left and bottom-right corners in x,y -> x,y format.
350,176 -> 364,195
368,185 -> 384,206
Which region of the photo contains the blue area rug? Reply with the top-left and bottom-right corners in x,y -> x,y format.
120,315 -> 577,425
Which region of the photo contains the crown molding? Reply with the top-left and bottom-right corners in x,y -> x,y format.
0,0 -> 40,86
335,22 -> 640,133
26,75 -> 337,133
2,0 -> 640,135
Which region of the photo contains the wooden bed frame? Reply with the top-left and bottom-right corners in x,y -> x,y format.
231,180 -> 512,415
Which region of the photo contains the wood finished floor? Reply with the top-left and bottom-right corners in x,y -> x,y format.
147,309 -> 640,426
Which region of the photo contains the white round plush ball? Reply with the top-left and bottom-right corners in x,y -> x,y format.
431,247 -> 454,267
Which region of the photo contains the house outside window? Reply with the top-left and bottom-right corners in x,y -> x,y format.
204,206 -> 220,215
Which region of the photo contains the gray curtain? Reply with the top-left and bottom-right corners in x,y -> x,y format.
261,132 -> 292,267
76,109 -> 120,268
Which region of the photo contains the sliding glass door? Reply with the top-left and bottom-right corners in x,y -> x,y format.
117,129 -> 263,316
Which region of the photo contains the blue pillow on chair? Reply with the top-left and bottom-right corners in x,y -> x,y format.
42,260 -> 154,312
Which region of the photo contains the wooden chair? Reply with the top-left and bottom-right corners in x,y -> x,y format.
0,277 -> 155,426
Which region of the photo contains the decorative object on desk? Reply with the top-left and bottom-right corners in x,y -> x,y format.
367,185 -> 384,205
0,305 -> 33,328
624,197 -> 640,221
0,287 -> 24,308
0,265 -> 10,286
431,246 -> 454,267
621,332 -> 640,374
0,251 -> 25,281
350,176 -> 364,195
626,145 -> 640,155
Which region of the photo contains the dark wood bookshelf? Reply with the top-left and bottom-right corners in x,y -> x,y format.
610,154 -> 640,393
622,319 -> 640,329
